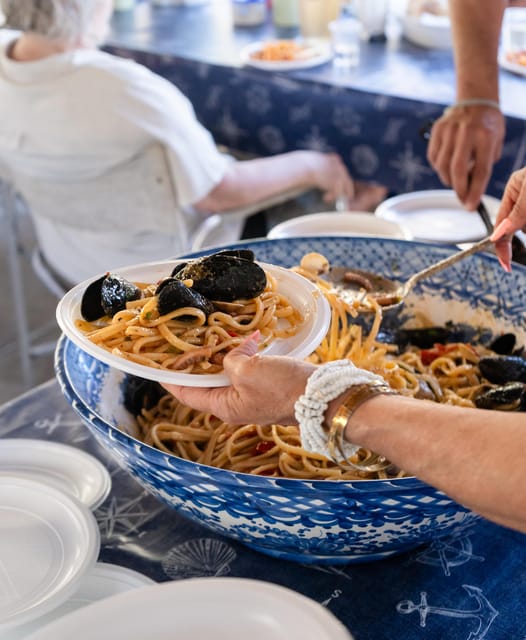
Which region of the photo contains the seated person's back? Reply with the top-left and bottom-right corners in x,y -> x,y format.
0,0 -> 379,284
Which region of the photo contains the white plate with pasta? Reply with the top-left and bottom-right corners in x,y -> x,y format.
240,40 -> 333,71
56,257 -> 330,387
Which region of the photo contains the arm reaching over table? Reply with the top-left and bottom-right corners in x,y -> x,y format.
427,0 -> 506,210
165,333 -> 526,535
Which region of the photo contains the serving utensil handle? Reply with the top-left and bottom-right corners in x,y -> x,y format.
404,236 -> 494,294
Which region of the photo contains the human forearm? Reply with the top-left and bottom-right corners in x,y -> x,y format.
449,0 -> 506,101
193,151 -> 354,214
344,394 -> 526,531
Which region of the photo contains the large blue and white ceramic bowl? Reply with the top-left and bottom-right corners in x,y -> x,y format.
55,237 -> 526,565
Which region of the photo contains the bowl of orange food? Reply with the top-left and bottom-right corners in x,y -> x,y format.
55,236 -> 526,564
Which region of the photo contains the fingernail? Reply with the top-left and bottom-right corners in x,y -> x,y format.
490,218 -> 514,241
497,255 -> 512,273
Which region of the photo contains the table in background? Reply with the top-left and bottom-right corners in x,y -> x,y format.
106,0 -> 526,200
1,379 -> 526,639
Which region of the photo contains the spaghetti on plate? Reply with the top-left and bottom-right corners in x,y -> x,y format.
76,263 -> 303,375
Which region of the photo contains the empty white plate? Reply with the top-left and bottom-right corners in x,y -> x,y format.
24,577 -> 353,640
6,563 -> 154,640
375,190 -> 500,243
0,439 -> 111,510
267,211 -> 413,240
0,476 -> 100,631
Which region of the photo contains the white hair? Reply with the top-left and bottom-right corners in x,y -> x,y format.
0,0 -> 106,44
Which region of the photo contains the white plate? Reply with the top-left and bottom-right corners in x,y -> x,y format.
240,40 -> 332,71
498,51 -> 526,76
6,563 -> 154,640
56,260 -> 330,387
0,439 -> 111,510
375,190 -> 500,243
402,14 -> 452,49
267,211 -> 413,240
24,577 -> 353,640
0,476 -> 100,631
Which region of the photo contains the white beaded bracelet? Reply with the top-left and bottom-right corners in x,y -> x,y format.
294,360 -> 387,462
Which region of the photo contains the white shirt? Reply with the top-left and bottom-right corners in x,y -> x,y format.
0,30 -> 231,282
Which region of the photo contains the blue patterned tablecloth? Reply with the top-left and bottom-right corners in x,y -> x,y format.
1,379 -> 526,640
105,1 -> 526,201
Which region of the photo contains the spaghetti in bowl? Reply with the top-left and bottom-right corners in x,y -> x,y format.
56,257 -> 330,387
55,237 -> 526,564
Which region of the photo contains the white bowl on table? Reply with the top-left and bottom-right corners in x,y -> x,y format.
402,13 -> 452,49
267,211 -> 413,240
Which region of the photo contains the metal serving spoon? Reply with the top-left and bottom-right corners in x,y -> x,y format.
327,236 -> 494,313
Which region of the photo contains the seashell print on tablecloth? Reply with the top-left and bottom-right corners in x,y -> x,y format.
161,538 -> 237,579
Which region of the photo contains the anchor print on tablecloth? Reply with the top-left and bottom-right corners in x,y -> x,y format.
412,532 -> 484,576
397,585 -> 498,640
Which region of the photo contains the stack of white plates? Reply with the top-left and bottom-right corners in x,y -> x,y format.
0,439 -> 154,638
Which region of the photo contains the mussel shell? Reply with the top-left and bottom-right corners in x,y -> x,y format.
157,278 -> 215,317
175,253 -> 266,302
80,274 -> 106,321
101,274 -> 142,317
215,249 -> 256,262
474,382 -> 526,411
488,333 -> 516,355
170,262 -> 187,278
123,375 -> 165,417
479,355 -> 526,385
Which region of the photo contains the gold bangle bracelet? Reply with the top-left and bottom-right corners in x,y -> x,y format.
327,382 -> 398,472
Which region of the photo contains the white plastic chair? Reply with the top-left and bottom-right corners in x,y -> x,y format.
1,143 -> 308,386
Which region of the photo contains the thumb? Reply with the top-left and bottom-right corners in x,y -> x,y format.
222,331 -> 261,376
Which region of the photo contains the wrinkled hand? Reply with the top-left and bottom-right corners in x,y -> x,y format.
310,152 -> 355,205
427,105 -> 505,210
163,332 -> 316,426
490,167 -> 526,271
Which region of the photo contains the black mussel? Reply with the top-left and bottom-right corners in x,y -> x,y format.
157,278 -> 215,317
123,375 -> 165,417
479,355 -> 526,385
174,252 -> 266,302
80,273 -> 142,320
101,274 -> 142,317
474,382 -> 526,411
170,262 -> 187,278
394,323 -> 491,350
395,327 -> 453,350
489,333 -> 516,356
215,248 -> 256,262
80,274 -> 107,321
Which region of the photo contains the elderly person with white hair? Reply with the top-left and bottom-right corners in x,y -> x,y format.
0,0 -> 385,283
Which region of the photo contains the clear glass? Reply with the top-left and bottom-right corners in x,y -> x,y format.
328,17 -> 361,68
